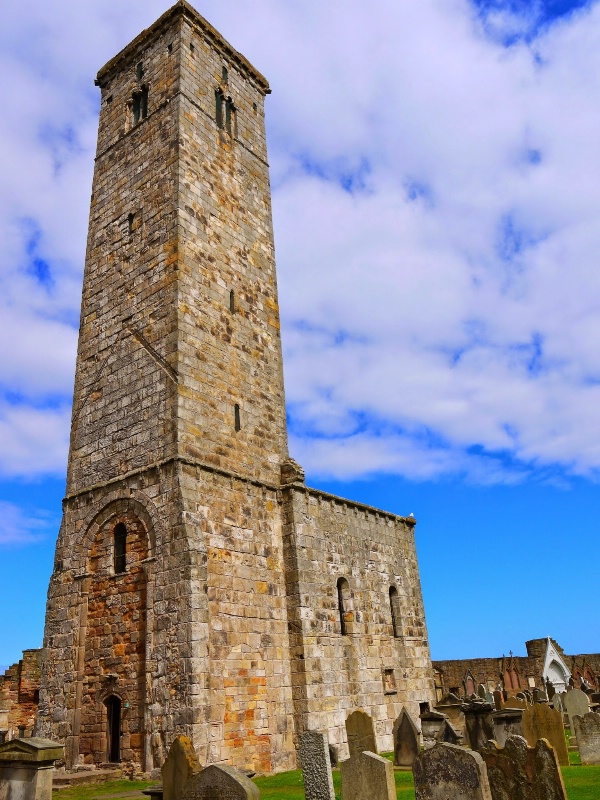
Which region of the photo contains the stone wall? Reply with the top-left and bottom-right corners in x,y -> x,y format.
0,650 -> 41,737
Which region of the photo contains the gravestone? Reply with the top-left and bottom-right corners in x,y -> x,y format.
299,731 -> 335,800
481,735 -> 567,800
393,709 -> 420,767
477,685 -> 487,700
435,694 -> 465,737
532,689 -> 547,704
345,710 -> 377,759
0,738 -> 64,800
521,703 -> 569,766
420,706 -> 448,749
504,696 -> 527,710
492,708 -> 524,748
552,693 -> 565,713
340,750 -> 395,800
563,688 -> 589,732
493,690 -> 503,711
572,713 -> 600,765
180,765 -> 259,800
413,742 -> 493,800
485,691 -> 495,707
462,700 -> 495,751
436,719 -> 460,745
162,736 -> 201,800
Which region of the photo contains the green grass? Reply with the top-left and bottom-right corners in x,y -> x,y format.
54,764 -> 600,800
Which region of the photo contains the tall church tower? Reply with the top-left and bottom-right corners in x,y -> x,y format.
38,1 -> 296,773
38,0 -> 435,777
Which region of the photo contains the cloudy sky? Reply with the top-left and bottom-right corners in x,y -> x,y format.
1,0 -> 600,667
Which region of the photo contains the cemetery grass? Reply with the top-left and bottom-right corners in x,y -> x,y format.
253,766 -> 417,800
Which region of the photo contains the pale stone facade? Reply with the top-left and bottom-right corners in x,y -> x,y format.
36,1 -> 434,774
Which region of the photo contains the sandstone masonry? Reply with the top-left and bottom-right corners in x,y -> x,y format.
36,1 -> 434,774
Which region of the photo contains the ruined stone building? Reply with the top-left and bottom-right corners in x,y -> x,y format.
0,650 -> 41,740
36,1 -> 434,774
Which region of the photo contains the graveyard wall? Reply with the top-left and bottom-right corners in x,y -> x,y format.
0,650 -> 41,737
282,484 -> 435,760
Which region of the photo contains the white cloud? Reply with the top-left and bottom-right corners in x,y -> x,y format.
0,500 -> 57,547
1,0 -> 600,483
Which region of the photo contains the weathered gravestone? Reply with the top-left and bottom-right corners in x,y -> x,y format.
521,703 -> 568,766
413,742 -> 493,800
436,719 -> 460,745
492,708 -> 523,748
345,710 -> 377,759
481,735 -> 567,800
504,696 -> 527,710
435,694 -> 464,737
393,708 -> 420,767
0,738 -> 64,800
299,731 -> 335,800
552,693 -> 565,713
572,713 -> 600,765
462,700 -> 495,751
162,735 -> 201,800
180,765 -> 259,800
563,688 -> 590,733
478,685 -> 487,700
420,705 -> 448,749
340,751 -> 395,800
532,689 -> 547,704
493,690 -> 503,711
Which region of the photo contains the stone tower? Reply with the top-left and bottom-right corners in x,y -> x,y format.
38,0 -> 435,775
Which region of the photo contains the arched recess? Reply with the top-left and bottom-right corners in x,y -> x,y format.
336,577 -> 352,636
389,586 -> 402,638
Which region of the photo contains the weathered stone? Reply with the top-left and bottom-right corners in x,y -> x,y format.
420,705 -> 448,749
572,712 -> 600,765
393,709 -> 419,767
436,719 -> 460,745
340,751 -> 395,800
298,731 -> 335,800
0,738 -> 64,800
413,743 -> 493,800
481,735 -> 567,800
504,696 -> 527,710
521,703 -> 568,766
492,709 -> 523,748
345,710 -> 377,759
462,701 -> 495,752
563,688 -> 590,732
162,736 -> 201,800
493,691 -> 503,711
180,765 -> 259,800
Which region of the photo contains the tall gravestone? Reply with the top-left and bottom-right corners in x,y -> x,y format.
299,731 -> 335,800
180,765 -> 259,800
162,736 -> 201,800
563,688 -> 589,733
492,709 -> 523,748
481,735 -> 567,800
413,742 -> 493,800
462,701 -> 495,751
521,703 -> 568,766
393,709 -> 420,767
572,713 -> 600,765
340,751 -> 395,800
345,710 -> 377,758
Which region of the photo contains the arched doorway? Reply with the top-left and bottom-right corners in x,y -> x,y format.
105,695 -> 122,763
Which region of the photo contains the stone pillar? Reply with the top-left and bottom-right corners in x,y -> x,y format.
461,701 -> 495,751
0,738 -> 64,800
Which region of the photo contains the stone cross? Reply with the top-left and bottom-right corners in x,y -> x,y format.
161,735 -> 201,800
413,742 -> 493,800
299,731 -> 335,800
340,751 -> 395,800
180,765 -> 259,800
345,710 -> 377,759
392,708 -> 420,767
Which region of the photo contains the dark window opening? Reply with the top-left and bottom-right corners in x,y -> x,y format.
215,90 -> 224,129
136,62 -> 144,82
168,43 -> 173,54
33,690 -> 40,704
389,586 -> 401,638
253,101 -> 257,112
222,66 -> 228,82
132,86 -> 148,125
105,695 -> 122,763
114,523 -> 127,573
229,289 -> 235,313
128,213 -> 135,236
225,99 -> 233,135
383,668 -> 397,694
190,42 -> 195,52
234,404 -> 241,432
106,95 -> 113,104
337,577 -> 350,636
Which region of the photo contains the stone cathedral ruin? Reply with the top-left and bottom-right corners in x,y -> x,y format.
35,1 -> 434,774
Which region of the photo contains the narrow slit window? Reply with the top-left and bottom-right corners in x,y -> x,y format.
229,289 -> 235,313
337,577 -> 350,636
132,93 -> 141,125
225,99 -> 235,135
215,90 -> 224,129
136,62 -> 144,82
128,213 -> 135,235
113,523 -> 127,574
234,403 -> 241,431
140,86 -> 149,119
222,66 -> 228,82
389,586 -> 401,638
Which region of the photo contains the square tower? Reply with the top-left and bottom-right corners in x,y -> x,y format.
38,0 -> 435,776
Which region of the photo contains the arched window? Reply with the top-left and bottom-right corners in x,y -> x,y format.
337,577 -> 350,636
113,523 -> 127,574
389,586 -> 401,638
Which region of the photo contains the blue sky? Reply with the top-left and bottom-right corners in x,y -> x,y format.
1,0 -> 600,668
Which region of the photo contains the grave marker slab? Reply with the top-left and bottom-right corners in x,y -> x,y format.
413,742 -> 493,800
436,719 -> 460,745
492,709 -> 524,748
0,738 -> 64,800
462,701 -> 495,752
393,709 -> 420,767
481,735 -> 567,800
299,731 -> 335,800
340,751 -> 395,800
180,765 -> 259,800
572,713 -> 600,765
162,736 -> 201,800
345,710 -> 377,759
521,703 -> 568,766
563,688 -> 589,732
